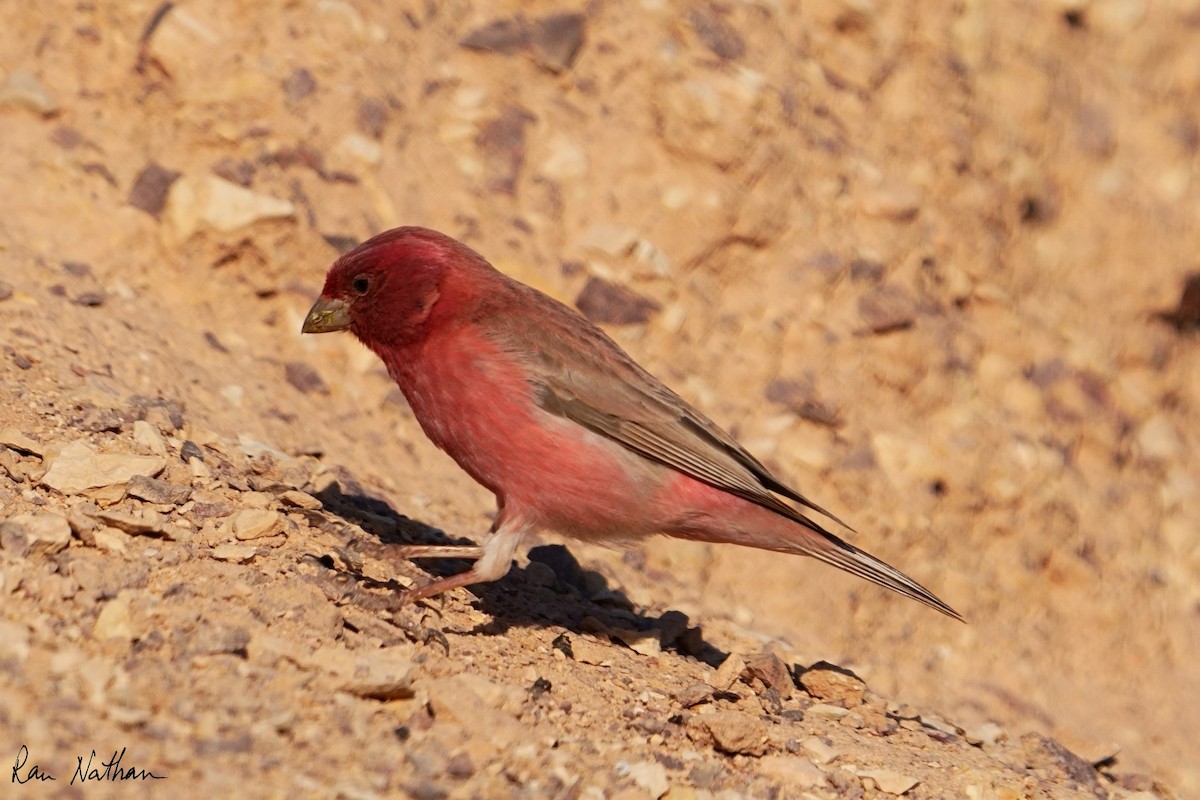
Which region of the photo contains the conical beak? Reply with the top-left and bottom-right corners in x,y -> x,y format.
301,297 -> 351,334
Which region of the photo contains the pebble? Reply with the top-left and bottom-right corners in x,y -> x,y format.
93,508 -> 165,535
93,597 -> 134,641
93,527 -> 130,553
799,662 -> 866,707
166,175 -> 295,238
41,441 -> 166,496
858,178 -> 921,220
127,475 -> 192,505
757,754 -> 824,788
699,711 -> 768,756
128,162 -> 181,218
859,768 -> 919,795
1137,415 -> 1183,461
625,760 -> 669,799
857,284 -> 918,334
211,542 -> 258,562
132,420 -> 168,455
0,512 -> 72,557
710,652 -> 746,692
279,490 -> 322,510
0,428 -> 44,457
745,647 -> 794,700
232,509 -> 282,540
0,68 -> 59,115
801,736 -> 841,765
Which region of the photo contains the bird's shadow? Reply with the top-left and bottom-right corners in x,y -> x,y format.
310,482 -> 726,665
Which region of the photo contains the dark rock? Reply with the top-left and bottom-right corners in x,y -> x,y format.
282,67 -> 317,102
212,157 -> 256,187
128,162 -> 180,217
127,475 -> 192,505
689,6 -> 746,60
460,16 -> 529,54
532,13 -> 586,72
356,97 -> 389,139
857,283 -> 917,334
476,106 -> 535,196
575,276 -> 660,325
284,362 -> 329,395
1156,272 -> 1200,332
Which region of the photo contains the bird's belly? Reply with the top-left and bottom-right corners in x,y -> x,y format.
392,342 -> 666,541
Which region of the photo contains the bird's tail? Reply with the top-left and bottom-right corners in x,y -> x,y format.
804,529 -> 964,622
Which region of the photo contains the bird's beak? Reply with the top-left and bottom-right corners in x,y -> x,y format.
301,296 -> 351,334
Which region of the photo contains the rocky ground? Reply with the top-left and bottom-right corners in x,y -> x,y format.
1,1 -> 1197,798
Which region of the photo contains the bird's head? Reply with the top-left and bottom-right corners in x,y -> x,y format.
301,226 -> 489,351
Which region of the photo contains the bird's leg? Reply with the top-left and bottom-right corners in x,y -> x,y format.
390,544 -> 486,560
394,522 -> 526,606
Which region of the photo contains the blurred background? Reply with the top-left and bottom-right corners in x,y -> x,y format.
2,0 -> 1198,793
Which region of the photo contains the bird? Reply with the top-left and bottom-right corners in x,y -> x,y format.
302,226 -> 961,620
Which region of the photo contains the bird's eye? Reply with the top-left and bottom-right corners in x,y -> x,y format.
352,275 -> 371,295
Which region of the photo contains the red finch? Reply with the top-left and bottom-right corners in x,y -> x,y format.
303,227 -> 961,620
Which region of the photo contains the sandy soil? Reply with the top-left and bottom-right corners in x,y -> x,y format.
1,1 -> 1196,798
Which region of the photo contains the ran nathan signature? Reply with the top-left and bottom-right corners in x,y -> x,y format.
12,744 -> 166,785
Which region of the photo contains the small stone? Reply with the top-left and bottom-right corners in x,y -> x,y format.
1156,273 -> 1200,331
746,647 -> 794,700
284,362 -> 329,395
93,527 -> 130,553
859,178 -> 921,220
531,13 -> 586,72
674,682 -> 712,708
166,175 -> 295,238
1137,415 -> 1183,461
41,440 -> 165,496
577,223 -> 640,257
570,636 -> 613,666
93,508 -> 165,536
128,161 -> 181,218
758,755 -> 824,788
127,475 -> 191,505
93,597 -> 134,641
460,16 -> 529,54
801,736 -> 841,765
132,420 -> 168,455
0,68 -> 59,115
689,7 -> 746,60
356,97 -> 389,139
860,769 -> 919,795
857,284 -> 917,334
0,428 -> 43,457
476,106 -> 534,196
0,513 -> 72,557
67,505 -> 99,545
965,721 -> 1006,747
232,509 -> 282,540
710,652 -> 746,691
701,711 -> 768,756
626,760 -> 669,799
798,662 -> 866,707
211,157 -> 256,187
279,490 -> 321,510
211,542 -> 257,562
608,627 -> 661,656
575,276 -> 661,325
445,753 -> 475,779
282,67 -> 317,102
0,281 -> 12,301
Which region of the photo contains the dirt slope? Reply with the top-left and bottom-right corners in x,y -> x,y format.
1,1 -> 1196,797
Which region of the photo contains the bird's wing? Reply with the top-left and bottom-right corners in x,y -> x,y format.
490,291 -> 850,533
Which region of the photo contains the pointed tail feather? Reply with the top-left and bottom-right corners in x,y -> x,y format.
806,532 -> 964,622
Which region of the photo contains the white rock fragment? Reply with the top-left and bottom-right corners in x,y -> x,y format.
625,760 -> 669,799
132,420 -> 168,456
211,542 -> 258,562
860,768 -> 919,795
800,736 -> 841,765
1,512 -> 72,557
0,428 -> 43,457
41,441 -> 166,496
93,597 -> 134,641
0,68 -> 59,115
232,509 -> 282,540
167,175 -> 295,239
